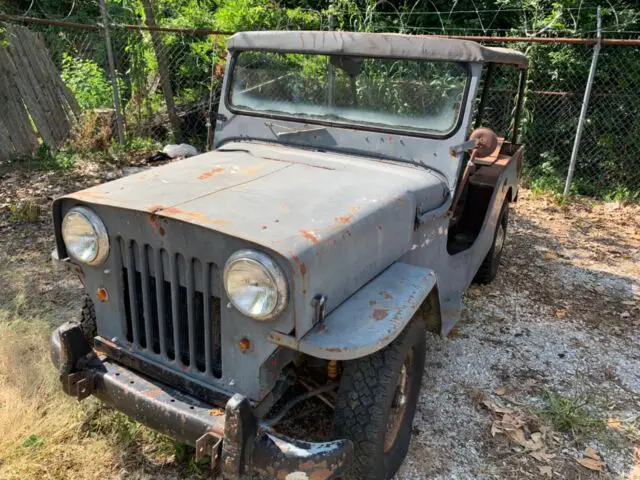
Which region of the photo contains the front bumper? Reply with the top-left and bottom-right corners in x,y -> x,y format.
51,323 -> 352,479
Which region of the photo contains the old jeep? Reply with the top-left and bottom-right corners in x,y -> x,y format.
50,31 -> 527,479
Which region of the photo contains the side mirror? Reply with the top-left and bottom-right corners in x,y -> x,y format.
469,127 -> 498,158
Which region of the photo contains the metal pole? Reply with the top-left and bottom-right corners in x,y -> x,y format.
99,0 -> 125,144
564,6 -> 601,196
327,13 -> 336,108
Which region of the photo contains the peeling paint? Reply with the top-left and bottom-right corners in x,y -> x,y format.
372,308 -> 388,321
299,229 -> 320,244
161,207 -> 230,226
198,166 -> 224,180
291,254 -> 307,277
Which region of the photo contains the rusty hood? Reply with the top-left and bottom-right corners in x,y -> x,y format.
60,142 -> 447,334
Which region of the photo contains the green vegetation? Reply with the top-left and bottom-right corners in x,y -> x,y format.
61,53 -> 114,109
2,0 -> 639,198
540,391 -> 606,438
8,201 -> 41,223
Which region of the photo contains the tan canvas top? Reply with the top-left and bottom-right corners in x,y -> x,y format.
227,31 -> 528,67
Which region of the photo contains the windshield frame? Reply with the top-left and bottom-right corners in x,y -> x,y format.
224,50 -> 472,140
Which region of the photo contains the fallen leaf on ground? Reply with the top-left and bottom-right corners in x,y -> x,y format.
555,308 -> 568,319
495,386 -> 507,396
538,465 -> 552,477
607,418 -> 621,430
483,399 -> 513,414
576,457 -> 604,471
544,251 -> 557,260
584,447 -> 601,461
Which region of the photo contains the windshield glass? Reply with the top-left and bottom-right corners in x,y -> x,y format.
229,51 -> 468,135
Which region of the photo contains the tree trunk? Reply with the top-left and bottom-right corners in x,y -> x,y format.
140,0 -> 183,142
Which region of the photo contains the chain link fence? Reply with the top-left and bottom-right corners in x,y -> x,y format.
1,11 -> 639,200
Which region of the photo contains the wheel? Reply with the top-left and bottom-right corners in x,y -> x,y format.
332,316 -> 427,480
473,200 -> 509,284
79,294 -> 97,346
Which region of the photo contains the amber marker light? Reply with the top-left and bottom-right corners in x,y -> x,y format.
239,337 -> 251,352
96,287 -> 109,302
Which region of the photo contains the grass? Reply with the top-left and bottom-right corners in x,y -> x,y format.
540,391 -> 606,439
0,251 -> 197,479
8,202 -> 41,223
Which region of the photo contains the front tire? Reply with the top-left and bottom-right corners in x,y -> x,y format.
332,316 -> 426,480
79,294 -> 97,345
473,200 -> 509,284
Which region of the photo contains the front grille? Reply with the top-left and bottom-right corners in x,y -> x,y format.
118,238 -> 222,378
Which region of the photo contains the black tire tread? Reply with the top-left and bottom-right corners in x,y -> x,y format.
474,201 -> 509,285
333,318 -> 426,480
80,294 -> 97,345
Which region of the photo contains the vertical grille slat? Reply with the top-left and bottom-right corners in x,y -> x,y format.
140,245 -> 154,352
119,237 -> 222,378
186,259 -> 197,370
203,263 -> 212,375
169,253 -> 183,366
154,249 -> 168,358
125,240 -> 141,346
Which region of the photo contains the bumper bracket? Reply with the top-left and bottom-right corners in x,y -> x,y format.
51,323 -> 353,479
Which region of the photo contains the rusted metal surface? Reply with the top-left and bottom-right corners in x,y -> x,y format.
252,432 -> 353,480
94,337 -> 232,406
53,322 -> 352,478
55,141 -> 449,345
268,263 -> 437,360
91,360 -> 226,444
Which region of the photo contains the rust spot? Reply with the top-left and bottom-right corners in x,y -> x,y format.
161,207 -> 230,226
291,254 -> 307,277
380,291 -> 393,300
325,347 -> 344,352
74,190 -> 105,200
372,308 -> 389,321
197,166 -> 224,180
335,214 -> 354,225
300,229 -> 320,244
334,206 -> 361,227
208,407 -> 224,416
142,387 -> 163,399
158,226 -> 166,236
147,204 -> 165,214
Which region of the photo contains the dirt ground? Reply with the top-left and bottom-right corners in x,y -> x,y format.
0,159 -> 638,480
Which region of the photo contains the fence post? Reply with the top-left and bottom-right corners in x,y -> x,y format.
140,0 -> 183,143
98,0 -> 125,145
564,7 -> 601,197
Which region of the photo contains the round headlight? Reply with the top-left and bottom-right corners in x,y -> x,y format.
61,206 -> 109,265
223,250 -> 288,320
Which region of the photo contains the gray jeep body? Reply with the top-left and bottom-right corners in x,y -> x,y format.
50,31 -> 527,479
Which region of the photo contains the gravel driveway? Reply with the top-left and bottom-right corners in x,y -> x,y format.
1,160 -> 638,479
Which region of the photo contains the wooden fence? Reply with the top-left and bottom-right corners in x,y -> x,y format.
0,23 -> 79,160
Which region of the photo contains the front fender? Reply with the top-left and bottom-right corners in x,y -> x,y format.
267,262 -> 437,360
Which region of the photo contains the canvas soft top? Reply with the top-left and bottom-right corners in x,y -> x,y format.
227,31 -> 528,67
